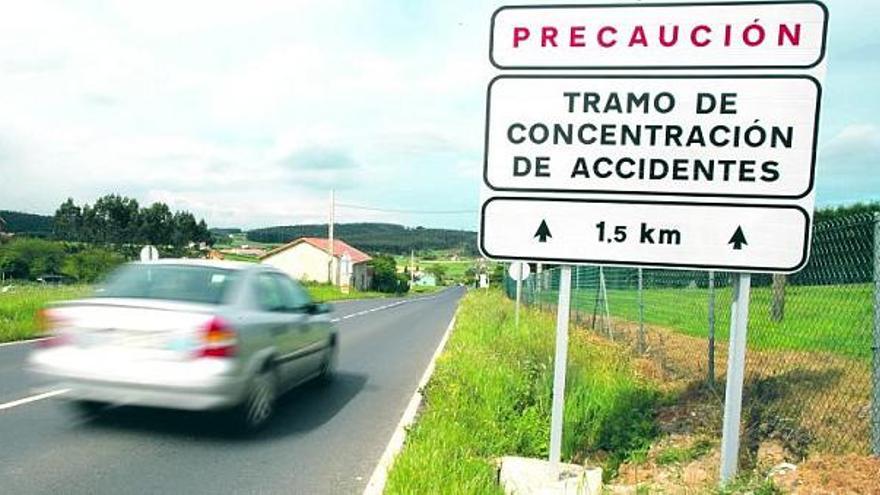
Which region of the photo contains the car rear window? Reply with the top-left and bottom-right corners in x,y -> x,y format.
94,264 -> 239,305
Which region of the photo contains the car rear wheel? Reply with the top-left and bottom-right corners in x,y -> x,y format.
236,367 -> 277,432
317,337 -> 338,384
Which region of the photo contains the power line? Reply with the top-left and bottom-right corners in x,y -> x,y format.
335,203 -> 474,215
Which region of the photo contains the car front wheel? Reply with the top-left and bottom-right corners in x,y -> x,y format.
236,367 -> 277,432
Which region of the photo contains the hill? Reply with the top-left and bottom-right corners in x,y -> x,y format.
246,223 -> 478,256
0,210 -> 53,236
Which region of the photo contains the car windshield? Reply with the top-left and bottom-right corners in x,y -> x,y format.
94,264 -> 239,305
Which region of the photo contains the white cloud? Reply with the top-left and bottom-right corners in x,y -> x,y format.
816,123 -> 880,205
3,0 -> 869,231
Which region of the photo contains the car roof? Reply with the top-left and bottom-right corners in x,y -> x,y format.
133,259 -> 263,271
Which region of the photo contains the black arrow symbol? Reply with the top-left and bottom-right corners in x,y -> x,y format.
728,226 -> 748,250
534,220 -> 552,243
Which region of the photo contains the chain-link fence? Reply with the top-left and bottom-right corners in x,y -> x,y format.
504,211 -> 879,461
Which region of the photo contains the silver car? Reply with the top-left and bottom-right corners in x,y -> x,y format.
29,259 -> 337,430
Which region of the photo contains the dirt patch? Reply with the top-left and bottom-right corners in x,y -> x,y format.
578,315 -> 871,457
562,313 -> 877,492
789,454 -> 880,494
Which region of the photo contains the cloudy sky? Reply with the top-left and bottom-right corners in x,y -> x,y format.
0,0 -> 877,230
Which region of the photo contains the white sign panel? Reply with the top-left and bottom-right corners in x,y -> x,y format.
139,245 -> 160,262
484,75 -> 820,199
491,1 -> 828,69
508,261 -> 531,281
481,198 -> 810,273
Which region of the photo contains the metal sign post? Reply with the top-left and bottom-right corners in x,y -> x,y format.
509,262 -> 531,327
516,263 -> 523,327
549,265 -> 572,466
720,273 -> 752,482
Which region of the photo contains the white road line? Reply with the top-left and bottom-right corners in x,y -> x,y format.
0,389 -> 69,411
363,311 -> 458,495
0,337 -> 49,349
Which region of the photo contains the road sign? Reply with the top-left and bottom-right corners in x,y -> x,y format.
479,73 -> 823,273
482,1 -> 829,481
484,75 -> 821,199
481,197 -> 810,273
508,262 -> 531,281
490,1 -> 828,70
139,245 -> 160,261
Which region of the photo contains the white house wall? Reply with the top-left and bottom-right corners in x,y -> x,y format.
262,242 -> 335,284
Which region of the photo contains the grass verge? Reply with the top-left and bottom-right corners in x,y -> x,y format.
305,283 -> 443,302
384,289 -> 660,494
0,284 -> 91,343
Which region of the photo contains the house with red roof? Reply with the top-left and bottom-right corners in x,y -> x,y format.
259,237 -> 373,290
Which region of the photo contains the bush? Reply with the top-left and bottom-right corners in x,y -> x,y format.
0,238 -> 66,279
370,254 -> 410,294
61,248 -> 126,283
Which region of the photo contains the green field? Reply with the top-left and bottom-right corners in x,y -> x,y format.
532,283 -> 872,360
0,282 -> 444,343
212,232 -> 280,250
217,252 -> 260,263
0,284 -> 91,343
385,290 -> 659,493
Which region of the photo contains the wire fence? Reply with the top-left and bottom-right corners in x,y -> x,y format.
504,211 -> 880,461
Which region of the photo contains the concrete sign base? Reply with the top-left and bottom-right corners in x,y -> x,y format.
499,456 -> 602,495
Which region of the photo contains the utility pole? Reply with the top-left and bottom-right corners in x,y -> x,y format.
328,189 -> 335,285
410,249 -> 415,286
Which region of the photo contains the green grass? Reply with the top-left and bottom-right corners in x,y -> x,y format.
385,290 -> 659,494
0,284 -> 91,342
534,283 -> 872,360
303,283 -> 390,302
655,438 -> 714,466
306,283 -> 443,302
217,252 -> 259,263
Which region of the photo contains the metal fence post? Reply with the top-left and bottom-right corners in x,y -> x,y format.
638,268 -> 645,353
872,212 -> 880,457
708,270 -> 716,387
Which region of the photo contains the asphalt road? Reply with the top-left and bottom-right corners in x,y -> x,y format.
0,287 -> 464,494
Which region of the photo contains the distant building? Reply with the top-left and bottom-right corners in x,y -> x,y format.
260,237 -> 373,291
415,273 -> 437,287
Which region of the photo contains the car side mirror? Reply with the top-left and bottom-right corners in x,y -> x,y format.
308,302 -> 333,315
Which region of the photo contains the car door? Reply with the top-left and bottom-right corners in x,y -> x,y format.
252,272 -> 308,385
272,274 -> 329,377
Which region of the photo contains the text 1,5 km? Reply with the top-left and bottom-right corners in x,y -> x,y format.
595,221 -> 682,245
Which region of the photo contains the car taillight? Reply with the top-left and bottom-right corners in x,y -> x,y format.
198,316 -> 237,358
35,309 -> 70,348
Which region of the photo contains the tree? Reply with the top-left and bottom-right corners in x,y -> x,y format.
369,254 -> 409,294
53,198 -> 82,241
171,211 -> 199,247
92,194 -> 140,245
138,202 -> 174,246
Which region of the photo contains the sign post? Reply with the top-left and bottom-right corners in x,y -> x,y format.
480,1 -> 827,482
548,265 -> 572,466
720,273 -> 752,482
